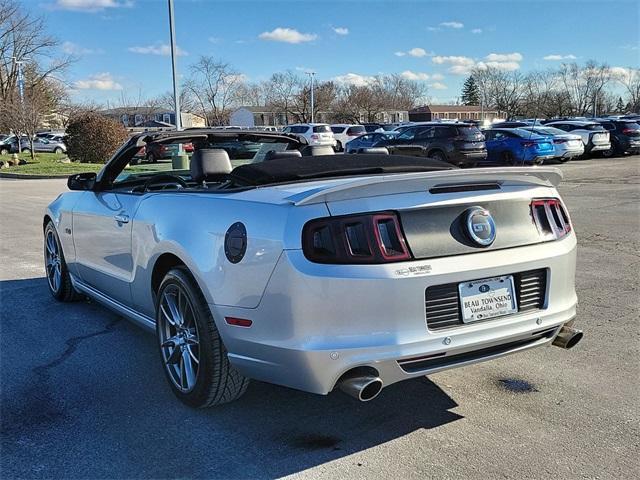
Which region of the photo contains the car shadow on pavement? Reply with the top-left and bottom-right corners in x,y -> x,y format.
1,277 -> 463,479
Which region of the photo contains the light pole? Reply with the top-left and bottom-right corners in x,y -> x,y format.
12,56 -> 29,153
306,71 -> 316,123
168,0 -> 181,131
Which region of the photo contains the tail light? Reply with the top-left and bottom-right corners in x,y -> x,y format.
553,139 -> 567,144
521,141 -> 535,147
184,142 -> 194,152
302,211 -> 412,264
531,198 -> 572,240
622,128 -> 638,134
310,134 -> 319,140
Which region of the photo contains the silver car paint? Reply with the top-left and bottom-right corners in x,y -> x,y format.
46,166 -> 578,395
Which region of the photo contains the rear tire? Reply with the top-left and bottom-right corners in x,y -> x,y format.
503,151 -> 517,166
0,148 -> 8,155
156,267 -> 249,408
430,150 -> 447,163
44,221 -> 82,302
335,141 -> 342,152
54,147 -> 63,154
147,153 -> 156,163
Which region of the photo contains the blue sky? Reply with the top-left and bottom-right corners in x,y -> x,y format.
42,0 -> 640,104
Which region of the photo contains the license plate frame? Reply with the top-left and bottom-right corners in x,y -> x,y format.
458,275 -> 517,323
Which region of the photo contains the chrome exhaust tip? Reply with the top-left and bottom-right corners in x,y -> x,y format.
338,373 -> 383,402
552,325 -> 584,349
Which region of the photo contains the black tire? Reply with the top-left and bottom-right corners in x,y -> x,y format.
53,147 -> 63,154
44,221 -> 82,302
503,151 -> 517,166
156,267 -> 249,407
430,150 -> 447,163
21,148 -> 30,154
558,157 -> 571,163
335,141 -> 342,152
601,142 -> 618,158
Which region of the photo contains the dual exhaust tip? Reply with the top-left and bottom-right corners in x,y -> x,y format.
338,324 -> 583,402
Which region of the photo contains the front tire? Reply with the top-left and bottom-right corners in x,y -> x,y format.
0,148 -> 8,155
156,267 -> 249,407
503,151 -> 517,166
54,147 -> 63,154
430,150 -> 447,163
44,221 -> 81,302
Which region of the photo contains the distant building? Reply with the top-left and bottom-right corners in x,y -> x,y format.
100,107 -> 206,130
409,105 -> 501,122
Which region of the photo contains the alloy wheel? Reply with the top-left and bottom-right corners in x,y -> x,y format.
45,230 -> 62,293
158,284 -> 200,393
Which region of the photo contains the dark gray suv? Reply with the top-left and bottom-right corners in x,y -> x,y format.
381,123 -> 487,167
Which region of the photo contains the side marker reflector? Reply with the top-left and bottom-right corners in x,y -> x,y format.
225,317 -> 253,327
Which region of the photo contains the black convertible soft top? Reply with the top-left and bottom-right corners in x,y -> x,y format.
230,154 -> 456,186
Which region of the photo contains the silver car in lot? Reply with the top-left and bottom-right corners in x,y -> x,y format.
44,129 -> 583,407
32,136 -> 67,154
520,126 -> 585,161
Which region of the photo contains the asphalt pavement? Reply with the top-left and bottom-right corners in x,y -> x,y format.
1,157 -> 639,479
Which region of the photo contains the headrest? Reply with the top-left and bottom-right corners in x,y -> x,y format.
264,150 -> 303,161
190,149 -> 232,183
300,145 -> 336,156
357,147 -> 389,155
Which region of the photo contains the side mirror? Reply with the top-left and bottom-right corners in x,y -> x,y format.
68,172 -> 96,191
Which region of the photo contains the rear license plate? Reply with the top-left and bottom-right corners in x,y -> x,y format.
458,275 -> 517,323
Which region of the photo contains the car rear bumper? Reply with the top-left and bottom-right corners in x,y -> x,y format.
212,235 -> 578,395
587,143 -> 611,153
450,150 -> 487,166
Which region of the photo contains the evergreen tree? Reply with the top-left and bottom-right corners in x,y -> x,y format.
616,97 -> 625,113
461,76 -> 480,105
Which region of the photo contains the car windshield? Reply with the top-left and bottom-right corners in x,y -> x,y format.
455,126 -> 482,137
313,125 -> 331,133
330,126 -> 346,134
531,127 -> 566,135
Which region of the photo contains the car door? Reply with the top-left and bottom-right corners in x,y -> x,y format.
72,189 -> 143,305
33,137 -> 52,152
484,131 -> 506,162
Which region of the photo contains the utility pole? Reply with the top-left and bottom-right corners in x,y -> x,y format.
306,71 -> 316,123
168,0 -> 181,131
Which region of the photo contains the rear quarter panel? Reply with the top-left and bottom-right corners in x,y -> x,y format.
129,192 -> 328,317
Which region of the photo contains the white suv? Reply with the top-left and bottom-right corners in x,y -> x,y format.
330,124 -> 366,151
283,123 -> 336,147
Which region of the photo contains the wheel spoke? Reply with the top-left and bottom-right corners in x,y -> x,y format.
186,345 -> 199,364
164,293 -> 182,326
165,344 -> 183,365
160,302 -> 175,326
181,349 -> 196,389
161,335 -> 180,349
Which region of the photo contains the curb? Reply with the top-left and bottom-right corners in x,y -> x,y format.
0,172 -> 70,179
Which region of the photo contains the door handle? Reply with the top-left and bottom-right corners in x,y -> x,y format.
114,214 -> 129,224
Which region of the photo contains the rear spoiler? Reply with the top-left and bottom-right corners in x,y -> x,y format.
286,166 -> 563,206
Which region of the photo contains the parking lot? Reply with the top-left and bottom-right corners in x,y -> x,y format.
1,157 -> 638,479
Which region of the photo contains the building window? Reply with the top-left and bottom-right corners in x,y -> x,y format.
134,114 -> 143,126
163,113 -> 171,124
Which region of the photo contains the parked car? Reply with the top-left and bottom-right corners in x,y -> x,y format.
382,122 -> 487,167
330,124 -> 367,151
344,131 -> 399,153
0,135 -> 31,154
282,123 -> 335,146
519,126 -> 584,162
591,118 -> 640,157
544,121 -> 611,156
145,142 -> 194,162
491,121 -> 531,128
44,128 -> 582,407
482,128 -> 555,165
32,136 -> 67,154
361,123 -> 382,133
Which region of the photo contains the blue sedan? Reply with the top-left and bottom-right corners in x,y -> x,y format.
482,128 -> 555,165
344,131 -> 399,153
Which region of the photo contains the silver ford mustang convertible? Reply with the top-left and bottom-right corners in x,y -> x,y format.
44,129 -> 582,407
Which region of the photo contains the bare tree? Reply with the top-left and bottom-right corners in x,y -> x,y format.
558,61 -> 611,116
613,67 -> 640,113
264,71 -> 299,124
0,0 -> 73,104
187,56 -> 244,126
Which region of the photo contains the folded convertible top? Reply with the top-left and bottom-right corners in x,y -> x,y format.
229,154 -> 456,186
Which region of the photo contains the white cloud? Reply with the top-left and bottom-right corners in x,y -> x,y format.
128,43 -> 187,56
477,61 -> 521,71
208,37 -> 222,44
471,28 -> 483,34
258,27 -> 317,44
332,27 -> 349,35
333,73 -> 376,87
400,70 -> 430,81
433,53 -> 522,75
432,55 -> 475,66
62,41 -> 102,55
610,67 -> 638,83
51,0 -> 132,11
427,26 -> 441,32
485,52 -> 523,62
73,72 -> 122,90
428,82 -> 447,90
395,47 -> 433,58
440,21 -> 464,29
621,44 -> 639,51
543,54 -> 577,61
431,73 -> 445,80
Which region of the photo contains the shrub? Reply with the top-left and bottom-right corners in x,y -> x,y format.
66,112 -> 129,164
